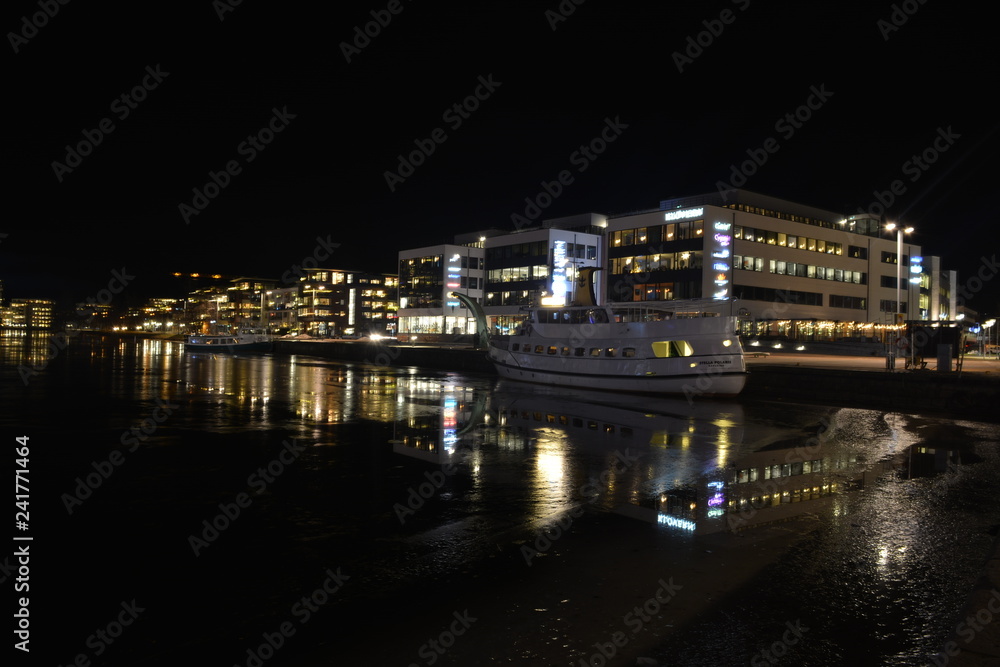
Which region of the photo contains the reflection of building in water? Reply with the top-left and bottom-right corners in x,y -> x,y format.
643,432 -> 898,534
391,379 -> 485,465
483,382 -> 746,510
903,443 -> 980,479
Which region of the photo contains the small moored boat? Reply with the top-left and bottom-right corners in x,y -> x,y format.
184,329 -> 272,353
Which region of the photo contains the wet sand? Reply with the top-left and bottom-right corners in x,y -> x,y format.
293,508 -> 821,666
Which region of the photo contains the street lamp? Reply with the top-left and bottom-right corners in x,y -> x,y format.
885,223 -> 914,322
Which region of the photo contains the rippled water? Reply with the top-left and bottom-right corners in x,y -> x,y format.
2,332 -> 998,666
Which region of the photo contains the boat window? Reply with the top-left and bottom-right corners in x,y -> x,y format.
586,308 -> 608,324
605,348 -> 616,357
589,348 -> 601,357
560,347 -> 570,356
534,345 -> 544,354
574,348 -> 585,356
651,341 -> 694,357
623,347 -> 636,358
511,343 -> 519,352
547,346 -> 557,355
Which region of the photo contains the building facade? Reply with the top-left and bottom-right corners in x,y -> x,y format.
397,244 -> 485,342
476,214 -> 604,332
605,190 -> 928,342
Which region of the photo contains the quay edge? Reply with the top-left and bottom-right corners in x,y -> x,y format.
271,340 -> 1000,422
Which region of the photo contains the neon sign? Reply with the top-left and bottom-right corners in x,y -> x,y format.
664,207 -> 704,221
714,221 -> 732,231
551,240 -> 568,301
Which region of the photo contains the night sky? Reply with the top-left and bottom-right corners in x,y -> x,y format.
5,1 -> 999,315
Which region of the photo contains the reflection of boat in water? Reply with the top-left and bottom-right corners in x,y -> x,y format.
485,380 -> 745,453
184,329 -> 273,353
453,288 -> 746,397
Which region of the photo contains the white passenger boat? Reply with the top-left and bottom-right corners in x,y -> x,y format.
485,300 -> 746,396
184,328 -> 272,353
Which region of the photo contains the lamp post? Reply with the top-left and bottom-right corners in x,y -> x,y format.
885,222 -> 913,369
885,223 -> 914,322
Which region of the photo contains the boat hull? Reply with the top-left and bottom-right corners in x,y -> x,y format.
485,301 -> 748,398
184,341 -> 273,353
491,358 -> 747,396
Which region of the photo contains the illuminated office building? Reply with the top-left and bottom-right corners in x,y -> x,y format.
397,244 -> 485,342
606,190 -> 935,341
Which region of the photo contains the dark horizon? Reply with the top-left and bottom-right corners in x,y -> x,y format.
5,2 -> 999,314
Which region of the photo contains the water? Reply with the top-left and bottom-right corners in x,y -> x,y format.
2,332 -> 999,666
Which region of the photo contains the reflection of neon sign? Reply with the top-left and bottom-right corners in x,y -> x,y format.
657,514 -> 696,531
443,396 -> 457,452
664,207 -> 703,221
707,493 -> 725,507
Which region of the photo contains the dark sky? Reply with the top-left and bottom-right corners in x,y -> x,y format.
5,1 -> 999,315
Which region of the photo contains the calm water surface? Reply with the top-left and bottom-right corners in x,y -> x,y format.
2,332 -> 998,666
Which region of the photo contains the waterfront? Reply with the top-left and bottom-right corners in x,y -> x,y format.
3,332 -> 1000,666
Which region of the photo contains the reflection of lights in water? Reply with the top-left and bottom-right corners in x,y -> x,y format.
536,452 -> 564,483
530,433 -> 569,516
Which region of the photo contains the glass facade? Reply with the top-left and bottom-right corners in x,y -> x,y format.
398,255 -> 444,309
